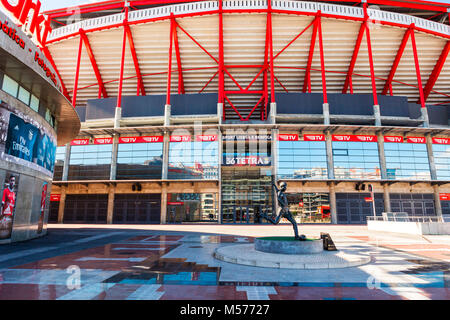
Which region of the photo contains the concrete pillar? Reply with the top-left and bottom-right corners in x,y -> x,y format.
323,103 -> 330,125
270,102 -> 277,124
325,131 -> 335,179
421,107 -> 430,128
383,183 -> 391,213
57,186 -> 66,224
161,183 -> 168,224
329,183 -> 337,224
114,107 -> 122,129
106,184 -> 115,224
217,103 -> 223,125
377,132 -> 387,180
110,134 -> 119,181
433,184 -> 444,222
164,104 -> 171,126
218,129 -> 223,224
374,104 -> 381,126
426,134 -> 437,181
162,131 -> 170,180
272,128 -> 279,215
62,143 -> 71,181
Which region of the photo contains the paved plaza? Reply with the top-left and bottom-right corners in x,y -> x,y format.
0,224 -> 448,300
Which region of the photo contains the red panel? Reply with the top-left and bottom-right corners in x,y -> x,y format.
70,139 -> 90,146
384,136 -> 404,143
432,137 -> 450,144
332,135 -> 377,142
94,137 -> 113,144
304,134 -> 325,141
382,28 -> 412,96
278,134 -> 299,141
170,135 -> 191,142
406,137 -> 426,143
119,136 -> 164,143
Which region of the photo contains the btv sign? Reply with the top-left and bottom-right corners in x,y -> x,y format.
0,0 -> 50,44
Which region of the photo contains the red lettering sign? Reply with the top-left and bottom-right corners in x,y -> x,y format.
432,138 -> 450,145
278,134 -> 299,141
170,135 -> 191,142
440,194 -> 450,201
94,138 -> 113,145
119,136 -> 163,144
0,0 -> 51,45
384,136 -> 404,143
303,134 -> 325,141
196,135 -> 218,142
50,194 -> 61,202
70,139 -> 89,146
168,202 -> 184,206
407,137 -> 426,144
364,197 -> 374,202
333,135 -> 377,142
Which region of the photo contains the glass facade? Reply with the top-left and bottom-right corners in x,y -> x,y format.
53,146 -> 66,181
385,143 -> 431,180
167,193 -> 218,223
68,144 -> 112,180
168,139 -> 219,180
117,142 -> 163,180
333,141 -> 381,179
432,144 -> 450,180
277,140 -> 327,179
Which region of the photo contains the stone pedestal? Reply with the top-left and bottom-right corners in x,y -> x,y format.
255,237 -> 323,254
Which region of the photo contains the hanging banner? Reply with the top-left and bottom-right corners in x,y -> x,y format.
432,138 -> 450,145
406,137 -> 426,144
332,135 -> 377,142
384,136 -> 404,143
303,134 -> 325,141
278,134 -> 299,141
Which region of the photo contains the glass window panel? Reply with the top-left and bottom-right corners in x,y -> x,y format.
18,87 -> 30,105
2,75 -> 18,97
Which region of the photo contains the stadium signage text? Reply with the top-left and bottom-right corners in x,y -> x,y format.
50,194 -> 61,202
278,134 -> 298,141
304,134 -> 325,141
440,194 -> 450,201
384,136 -> 404,143
0,0 -> 51,45
70,139 -> 89,146
119,136 -> 163,144
406,137 -> 426,144
94,138 -> 113,145
332,135 -> 378,142
432,138 -> 450,145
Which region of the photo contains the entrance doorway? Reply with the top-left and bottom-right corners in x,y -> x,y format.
221,167 -> 273,224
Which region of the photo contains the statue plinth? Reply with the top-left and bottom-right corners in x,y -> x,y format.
255,237 -> 323,255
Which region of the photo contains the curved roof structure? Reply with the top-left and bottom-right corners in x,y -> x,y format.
43,0 -> 450,121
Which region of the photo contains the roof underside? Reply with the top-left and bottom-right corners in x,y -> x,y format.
46,1 -> 450,121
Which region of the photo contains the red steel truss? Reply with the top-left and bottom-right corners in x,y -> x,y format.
47,0 -> 450,120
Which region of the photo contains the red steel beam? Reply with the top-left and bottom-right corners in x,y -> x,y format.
268,2 -> 275,104
303,16 -> 319,93
116,8 -> 128,109
317,14 -> 328,104
72,35 -> 83,107
364,7 -> 379,106
218,0 -> 225,107
124,23 -> 146,96
79,29 -> 108,99
172,16 -> 185,95
342,21 -> 366,94
410,26 -> 426,108
422,41 -> 450,102
166,17 -> 175,106
381,28 -> 412,95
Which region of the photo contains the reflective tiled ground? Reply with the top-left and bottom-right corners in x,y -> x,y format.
0,225 -> 449,300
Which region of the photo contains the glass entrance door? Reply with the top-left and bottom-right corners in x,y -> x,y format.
221,167 -> 274,224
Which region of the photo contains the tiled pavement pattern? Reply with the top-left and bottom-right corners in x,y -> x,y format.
0,225 -> 448,300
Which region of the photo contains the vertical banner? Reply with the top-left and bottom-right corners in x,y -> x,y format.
0,172 -> 19,239
37,182 -> 48,234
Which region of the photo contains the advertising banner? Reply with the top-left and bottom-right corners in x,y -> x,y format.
0,172 -> 19,240
0,101 -> 56,177
37,182 -> 48,234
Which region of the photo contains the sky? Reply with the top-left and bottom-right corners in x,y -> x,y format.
40,0 -> 450,11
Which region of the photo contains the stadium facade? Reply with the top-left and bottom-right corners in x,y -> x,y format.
17,0 -> 450,225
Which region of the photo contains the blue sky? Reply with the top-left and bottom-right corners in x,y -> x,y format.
41,0 -> 450,11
